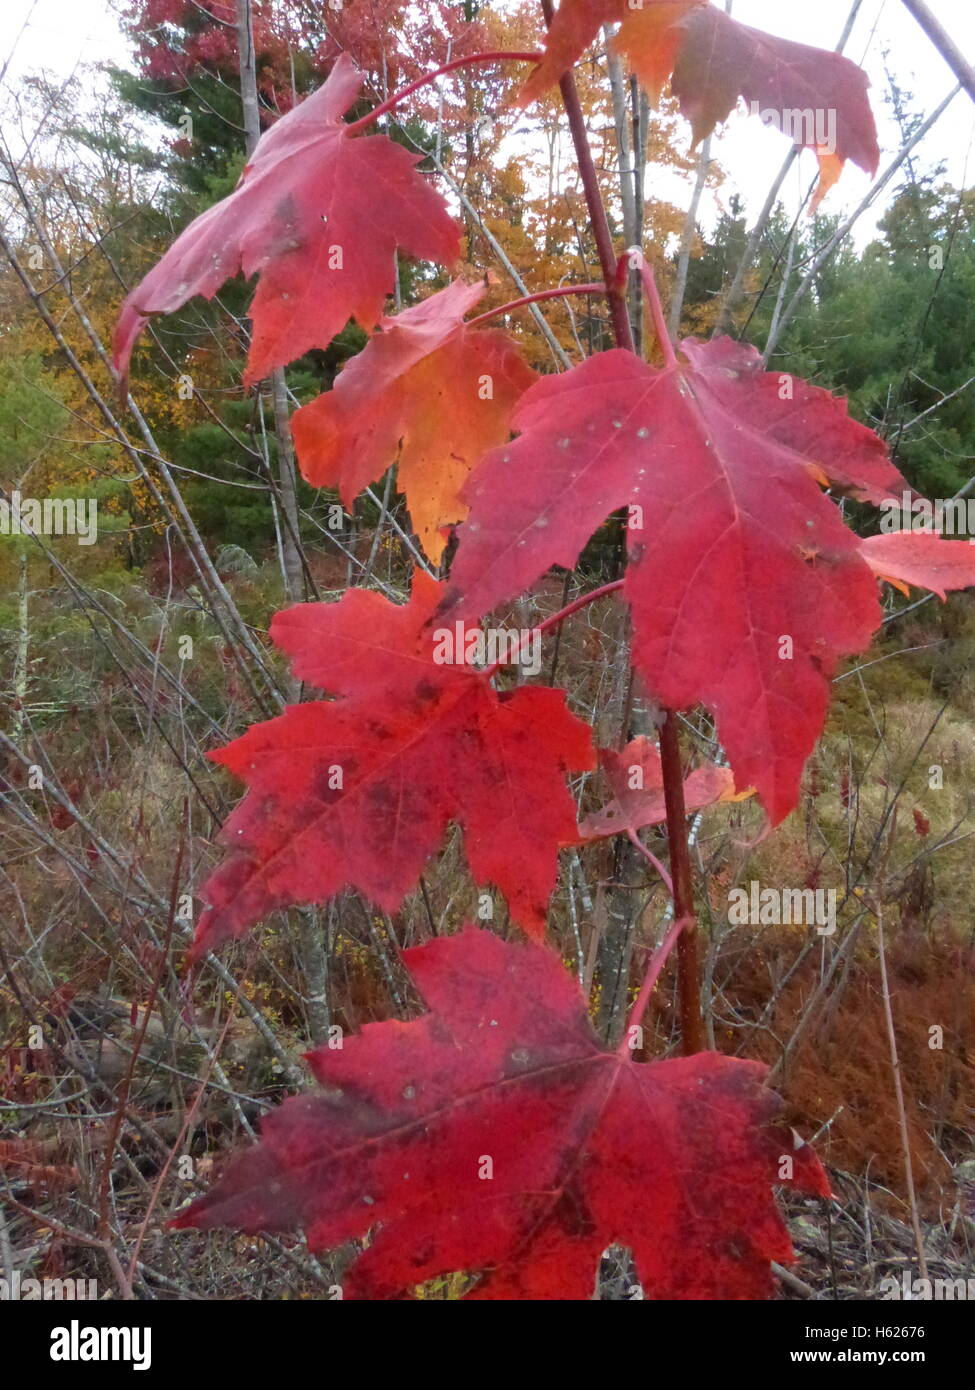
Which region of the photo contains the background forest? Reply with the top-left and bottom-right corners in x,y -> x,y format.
1,0 -> 973,1301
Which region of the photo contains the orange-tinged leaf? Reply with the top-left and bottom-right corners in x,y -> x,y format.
656,5 -> 879,209
292,279 -> 537,563
114,55 -> 460,389
523,1 -> 879,207
860,531 -> 975,601
192,573 -> 594,956
519,0 -> 686,105
578,735 -> 736,841
813,149 -> 845,209
616,0 -> 706,99
172,926 -> 830,1299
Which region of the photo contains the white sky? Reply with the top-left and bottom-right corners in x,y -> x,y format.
2,0 -> 973,243
3,0 -> 128,80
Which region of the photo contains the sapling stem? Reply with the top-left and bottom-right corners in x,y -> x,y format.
346,53 -> 542,134
619,915 -> 693,1055
542,20 -> 702,1051
466,283 -> 607,329
482,579 -> 624,678
540,0 -> 635,352
620,247 -> 679,369
626,828 -> 674,897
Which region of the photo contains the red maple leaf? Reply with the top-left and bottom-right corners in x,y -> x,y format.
192,573 -> 594,957
292,278 -> 537,563
523,1 -> 878,207
113,54 -> 460,388
437,337 -> 907,824
172,925 -> 829,1299
859,531 -> 975,600
578,735 -> 738,842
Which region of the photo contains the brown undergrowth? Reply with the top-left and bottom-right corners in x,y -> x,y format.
721,927 -> 974,1200
1,555 -> 973,1298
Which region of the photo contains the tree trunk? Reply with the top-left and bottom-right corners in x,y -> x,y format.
236,0 -> 328,1038
11,550 -> 29,743
235,0 -> 303,606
